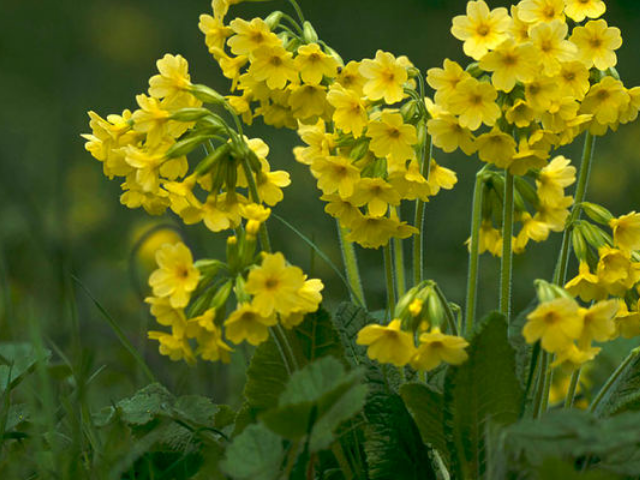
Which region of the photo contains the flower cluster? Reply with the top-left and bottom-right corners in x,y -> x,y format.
356,281 -> 469,371
146,236 -> 323,364
201,1 -> 458,248
83,54 -> 291,235
429,0 -> 640,255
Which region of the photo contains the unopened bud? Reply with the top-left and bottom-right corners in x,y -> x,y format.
265,11 -> 283,30
170,107 -> 212,122
571,227 -> 588,261
302,21 -> 318,44
190,84 -> 226,105
581,202 -> 613,225
534,279 -> 572,303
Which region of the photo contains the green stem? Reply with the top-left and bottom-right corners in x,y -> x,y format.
286,0 -> 306,24
540,354 -> 554,414
434,284 -> 458,337
465,167 -> 487,335
393,209 -> 407,298
532,350 -> 549,419
589,347 -> 640,414
384,244 -> 396,316
337,222 -> 366,308
564,368 -> 581,409
240,156 -> 272,253
554,132 -> 596,285
412,130 -> 432,286
271,324 -> 299,374
500,170 -> 514,322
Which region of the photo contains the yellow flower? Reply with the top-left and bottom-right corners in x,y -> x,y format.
359,50 -> 408,104
581,77 -> 630,125
565,261 -> 607,302
450,0 -> 510,61
366,111 -> 417,168
287,83 -> 327,120
515,212 -> 550,253
564,0 -> 606,22
529,20 -> 577,76
348,177 -> 401,217
509,137 -> 549,176
596,246 -> 640,294
336,61 -> 367,96
195,325 -> 233,363
211,0 -> 243,20
426,59 -> 471,105
524,75 -> 560,112
346,214 -> 417,249
326,83 -> 368,138
577,300 -> 618,345
480,39 -> 538,93
505,100 -> 536,128
518,0 -> 565,24
148,331 -> 196,365
610,212 -> 640,252
131,94 -> 171,146
148,242 -> 201,309
149,54 -> 192,101
322,194 -> 362,227
478,221 -> 502,256
313,155 -> 361,198
475,129 -> 517,169
356,319 -> 417,367
294,43 -> 338,85
410,328 -> 469,371
570,19 -> 622,71
509,5 -> 531,43
447,78 -> 501,131
224,303 -> 278,346
427,115 -> 477,155
614,300 -> 640,339
227,17 -> 279,56
523,298 -> 583,353
536,156 -> 576,205
552,343 -> 600,369
198,14 -> 232,52
146,296 -> 187,329
558,61 -> 591,101
245,252 -> 307,316
535,197 -> 573,232
184,192 -> 245,232
248,45 -> 298,90
428,159 -> 458,195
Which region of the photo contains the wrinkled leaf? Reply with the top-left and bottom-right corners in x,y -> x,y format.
400,382 -> 447,462
221,423 -> 284,480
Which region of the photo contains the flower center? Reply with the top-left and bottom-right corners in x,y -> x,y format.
477,24 -> 490,37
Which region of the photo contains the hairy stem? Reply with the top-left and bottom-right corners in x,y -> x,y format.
337,222 -> 366,307
384,244 -> 396,316
465,167 -> 487,335
500,171 -> 514,321
564,368 -> 581,409
412,129 -> 432,287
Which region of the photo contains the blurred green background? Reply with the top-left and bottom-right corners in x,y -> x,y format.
2,0 -> 640,406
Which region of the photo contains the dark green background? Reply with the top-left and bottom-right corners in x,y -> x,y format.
1,0 -> 639,403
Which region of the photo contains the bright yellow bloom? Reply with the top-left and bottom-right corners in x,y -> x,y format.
505,100 -> 536,128
388,161 -> 431,201
148,331 -> 196,364
610,212 -> 640,252
149,54 -> 192,101
313,155 -> 360,198
570,20 -> 622,71
146,296 -> 188,335
224,303 -> 277,346
346,214 -> 417,249
451,0 -> 510,61
477,221 -> 503,256
227,17 -> 280,56
294,43 -> 338,85
336,61 -> 366,96
427,115 -> 477,155
614,300 -> 640,339
596,246 -> 640,295
322,194 -> 362,227
523,297 -> 583,353
475,129 -> 517,169
529,20 -> 577,77
359,50 -> 408,104
514,212 -> 550,253
245,252 -> 307,316
148,242 -> 201,309
326,83 -> 368,138
564,0 -> 606,22
211,0 -> 243,20
535,196 -> 573,231
509,6 -> 531,43
356,319 -> 417,367
195,325 -> 232,363
366,111 -> 417,168
348,177 -> 401,217
411,328 -> 469,371
552,343 -> 600,369
518,0 -> 565,24
565,261 -> 607,302
480,39 -> 538,92
447,78 -> 501,131
287,83 -> 327,120
426,59 -> 471,105
198,14 -> 232,52
581,77 -> 629,125
524,76 -> 560,112
558,61 -> 591,101
248,45 -> 298,90
536,156 -> 576,204
577,300 -> 618,345
509,137 -> 549,176
428,159 -> 458,195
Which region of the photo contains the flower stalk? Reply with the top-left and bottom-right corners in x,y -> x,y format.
500,170 -> 514,321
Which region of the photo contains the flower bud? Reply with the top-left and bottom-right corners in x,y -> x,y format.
534,279 -> 572,303
195,144 -> 231,175
571,227 -> 588,261
581,202 -> 613,225
170,107 -> 212,122
165,134 -> 211,158
265,11 -> 283,30
190,84 -> 226,105
580,221 -> 611,249
194,259 -> 225,277
302,21 -> 318,44
211,280 -> 233,310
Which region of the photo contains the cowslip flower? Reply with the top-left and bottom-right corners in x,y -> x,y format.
523,297 -> 583,353
610,212 -> 640,252
224,303 -> 278,346
450,0 -> 510,61
366,111 -> 417,166
446,78 -> 501,131
410,328 -> 469,371
248,45 -> 298,90
570,20 -> 622,71
148,242 -> 201,309
294,43 -> 338,85
356,319 -> 416,367
479,39 -> 537,92
326,83 -> 368,138
518,0 -> 565,24
359,50 -> 408,104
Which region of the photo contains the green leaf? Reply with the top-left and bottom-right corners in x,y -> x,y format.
333,302 -> 371,366
116,383 -> 174,425
0,342 -> 51,393
593,353 -> 640,417
535,458 -> 622,480
364,392 -> 437,480
444,311 -> 523,479
173,395 -> 218,426
261,356 -> 367,451
508,299 -> 537,391
292,307 -> 345,364
243,336 -> 289,417
400,382 -> 447,461
221,423 -> 284,480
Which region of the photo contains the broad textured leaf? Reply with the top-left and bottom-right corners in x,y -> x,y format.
508,299 -> 537,392
243,336 -> 289,416
261,356 -> 367,451
535,458 -> 622,479
444,312 -> 523,479
333,302 -> 371,366
116,383 -> 173,425
293,307 -> 345,364
400,382 -> 447,461
173,395 -> 218,426
221,423 -> 284,480
364,392 -> 437,480
593,353 -> 640,417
